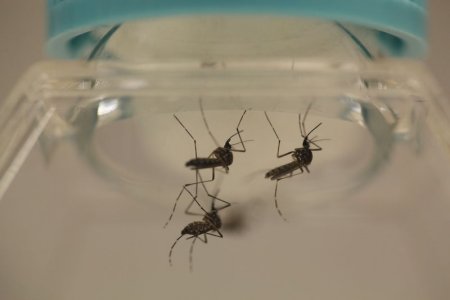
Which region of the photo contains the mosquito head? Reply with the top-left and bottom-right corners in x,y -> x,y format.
223,130 -> 244,150
302,137 -> 310,149
224,138 -> 232,150
302,134 -> 314,149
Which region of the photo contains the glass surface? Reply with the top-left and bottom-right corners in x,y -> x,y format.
0,16 -> 449,300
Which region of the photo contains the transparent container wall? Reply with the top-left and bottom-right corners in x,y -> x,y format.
1,16 -> 450,300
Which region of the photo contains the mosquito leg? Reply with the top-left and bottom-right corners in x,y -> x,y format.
189,237 -> 198,272
274,170 -> 304,222
183,185 -> 209,215
163,186 -> 188,228
199,97 -> 220,148
187,234 -> 208,243
209,194 -> 231,212
174,113 -> 198,159
169,234 -> 184,266
200,154 -> 218,181
198,172 -> 231,212
187,234 -> 209,272
236,109 -> 247,129
174,113 -> 200,198
199,234 -> 208,243
164,183 -> 208,228
216,168 -> 227,174
184,170 -> 219,216
274,179 -> 288,222
165,170 -> 215,227
184,196 -> 206,216
187,231 -> 221,272
206,230 -> 223,238
264,111 -> 294,158
231,110 -> 248,152
202,168 -> 216,183
309,140 -> 323,151
206,191 -> 231,212
276,145 -> 294,158
189,231 -> 222,271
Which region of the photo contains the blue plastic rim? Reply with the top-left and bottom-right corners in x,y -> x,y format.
47,0 -> 427,59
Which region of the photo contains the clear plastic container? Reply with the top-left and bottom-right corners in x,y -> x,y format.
1,16 -> 450,300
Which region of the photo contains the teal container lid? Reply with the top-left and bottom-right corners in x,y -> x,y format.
47,0 -> 427,58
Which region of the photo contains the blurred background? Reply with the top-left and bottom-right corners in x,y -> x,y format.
0,0 -> 449,102
0,2 -> 449,299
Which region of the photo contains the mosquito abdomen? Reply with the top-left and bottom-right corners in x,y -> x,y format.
265,161 -> 300,180
182,221 -> 213,236
185,158 -> 224,169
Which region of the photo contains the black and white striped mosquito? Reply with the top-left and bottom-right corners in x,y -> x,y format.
163,99 -> 248,228
184,99 -> 248,173
168,175 -> 230,272
264,104 -> 325,221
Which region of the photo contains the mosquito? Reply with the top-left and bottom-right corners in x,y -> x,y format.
185,99 -> 248,173
168,174 -> 230,272
264,103 -> 325,221
163,100 -> 248,228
